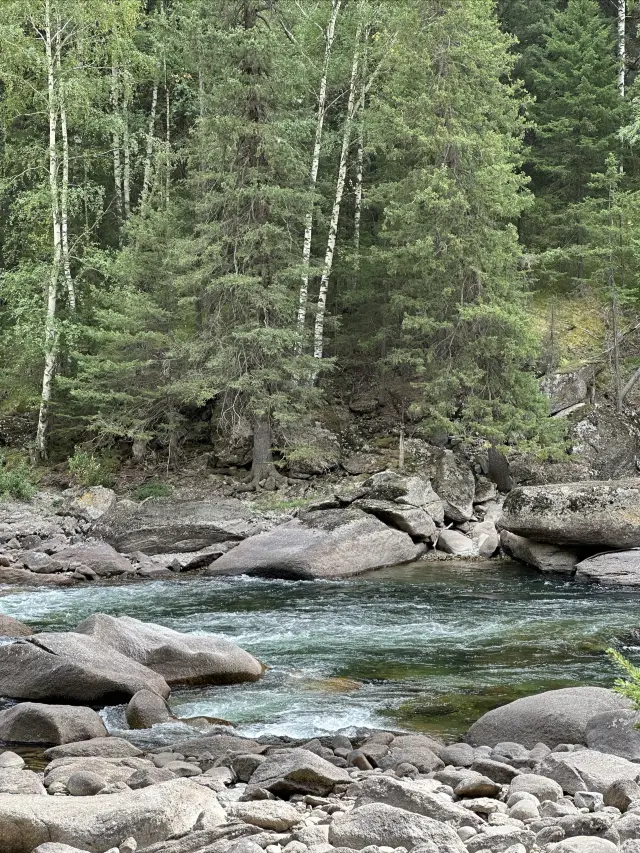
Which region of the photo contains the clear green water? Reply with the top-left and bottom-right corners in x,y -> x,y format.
1,559 -> 638,742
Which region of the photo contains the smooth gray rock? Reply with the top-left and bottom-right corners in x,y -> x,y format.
44,738 -> 142,761
0,768 -> 47,795
0,615 -> 33,637
585,709 -> 640,761
75,614 -> 263,686
361,471 -> 445,524
432,451 -> 475,523
469,521 -> 500,558
576,550 -> 640,586
248,748 -> 350,796
353,499 -> 437,542
94,498 -> 264,554
0,703 -> 107,745
439,743 -> 474,767
0,632 -> 169,703
53,542 -> 133,577
466,687 -> 630,749
510,774 -> 563,803
465,827 -> 536,853
499,479 -> 640,548
377,746 -> 443,774
612,812 -> 640,843
541,371 -> 589,415
228,801 -> 303,831
0,778 -> 225,853
0,751 -> 24,769
328,802 -> 466,852
538,749 -> 640,795
66,771 -> 107,796
547,840 -> 619,853
604,778 -> 640,811
206,508 -> 424,580
64,486 -> 117,521
500,530 -> 580,574
126,689 -> 172,729
436,529 -> 477,557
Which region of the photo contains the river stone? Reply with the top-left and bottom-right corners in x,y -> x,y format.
328,802 -> 467,852
43,756 -> 152,790
351,775 -> 484,829
0,566 -> 77,586
547,841 -> 619,853
94,498 -> 263,554
64,487 -> 117,521
32,846 -> 93,853
75,613 -> 264,686
206,508 -> 424,580
44,738 -> 142,761
469,521 -> 500,558
0,615 -> 33,637
353,500 -> 437,541
500,531 -> 581,574
0,632 -> 170,704
228,801 -> 303,831
509,774 -> 563,803
585,709 -> 640,761
436,529 -> 477,557
440,743 -> 474,767
377,746 -> 443,774
466,687 -> 630,749
0,777 -> 225,853
575,550 -> 640,586
166,733 -> 265,762
0,768 -> 47,795
248,748 -> 350,796
432,451 -> 476,523
126,688 -> 172,728
0,752 -> 24,769
0,703 -> 107,745
537,749 -> 640,795
499,480 -> 640,548
53,542 -> 133,577
603,778 -> 640,811
361,471 -> 445,524
66,771 -> 107,796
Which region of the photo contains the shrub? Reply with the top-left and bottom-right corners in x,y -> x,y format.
68,450 -> 115,488
0,454 -> 36,501
607,647 -> 640,708
134,482 -> 173,501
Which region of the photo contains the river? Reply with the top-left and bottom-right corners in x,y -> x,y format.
1,559 -> 638,743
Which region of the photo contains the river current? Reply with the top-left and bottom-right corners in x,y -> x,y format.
1,559 -> 638,742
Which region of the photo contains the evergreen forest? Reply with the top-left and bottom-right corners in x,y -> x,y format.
2,0 -> 640,483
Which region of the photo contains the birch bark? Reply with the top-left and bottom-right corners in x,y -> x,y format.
35,0 -> 62,461
296,0 -> 342,340
111,64 -> 124,227
122,75 -> 131,219
57,24 -> 75,310
618,0 -> 626,98
140,82 -> 159,211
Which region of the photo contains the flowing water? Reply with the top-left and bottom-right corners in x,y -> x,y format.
1,559 -> 639,743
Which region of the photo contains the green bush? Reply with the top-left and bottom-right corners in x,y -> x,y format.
134,482 -> 173,501
68,451 -> 115,488
608,647 -> 640,709
0,454 -> 36,500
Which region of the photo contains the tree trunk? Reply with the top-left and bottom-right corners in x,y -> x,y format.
57,27 -> 75,311
250,415 -> 285,487
619,0 -> 626,98
122,76 -> 131,220
312,24 -> 361,369
111,64 -> 124,231
140,82 -> 159,212
35,0 -> 61,462
296,0 -> 342,343
165,65 -> 170,205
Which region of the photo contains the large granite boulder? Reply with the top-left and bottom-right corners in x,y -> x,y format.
0,616 -> 32,637
44,739 -> 142,761
63,487 -> 117,522
328,802 -> 466,852
0,633 -> 169,704
361,471 -> 445,524
206,508 -> 424,580
248,748 -> 350,796
94,498 -> 264,554
75,614 -> 263,686
575,550 -> 640,586
47,543 -> 133,578
499,480 -> 640,548
541,370 -> 589,415
466,687 -> 630,749
0,778 -> 225,853
585,709 -> 640,761
0,703 -> 107,745
538,749 -> 640,795
0,768 -> 47,795
500,530 -> 582,574
432,451 -> 475,523
353,499 -> 436,541
125,689 -> 172,729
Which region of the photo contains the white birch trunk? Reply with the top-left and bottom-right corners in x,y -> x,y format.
56,26 -> 75,311
140,82 -> 159,211
618,0 -> 626,98
111,64 -> 123,226
312,25 -> 361,367
165,63 -> 170,205
122,76 -> 131,220
296,0 -> 342,339
35,0 -> 62,461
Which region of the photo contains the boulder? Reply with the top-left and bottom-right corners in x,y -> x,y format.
126,689 -> 172,729
206,508 -> 424,580
541,371 -> 589,416
43,756 -> 153,790
0,633 -> 170,704
436,529 -> 477,557
603,778 -> 640,811
44,739 -> 141,761
0,567 -> 77,587
64,488 -> 117,522
361,471 -> 445,524
66,771 -> 107,796
547,838 -> 619,852
328,802 -> 466,852
52,543 -> 133,578
341,453 -> 386,476
75,614 -> 263,686
282,423 -> 341,475
351,775 -> 484,829
465,826 -> 536,852
228,801 -> 303,831
0,615 -> 32,637
509,774 -> 563,803
166,733 -> 265,762
94,498 -> 263,554
469,521 -> 500,557
0,768 -> 47,795
0,703 -> 107,745
585,709 -> 640,761
432,451 -> 475,523
466,687 -> 630,749
500,530 -> 581,574
0,778 -> 225,853
248,748 -> 350,796
499,480 -> 640,548
575,550 -> 640,586
538,749 -> 640,795
353,499 -> 437,541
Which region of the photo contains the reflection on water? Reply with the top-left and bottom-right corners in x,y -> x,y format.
1,559 -> 638,740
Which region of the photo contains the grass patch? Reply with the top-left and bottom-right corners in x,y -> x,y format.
134,482 -> 174,501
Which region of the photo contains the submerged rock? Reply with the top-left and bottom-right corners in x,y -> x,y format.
0,703 -> 107,745
500,530 -> 581,574
500,479 -> 640,548
0,632 -> 170,704
75,614 -> 264,686
575,550 -> 640,586
206,507 -> 424,580
466,686 -> 630,749
126,689 -> 172,729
